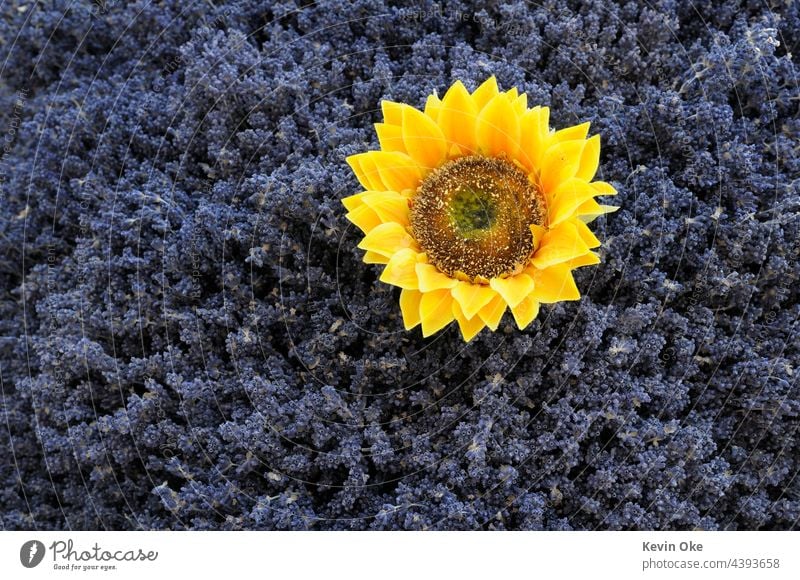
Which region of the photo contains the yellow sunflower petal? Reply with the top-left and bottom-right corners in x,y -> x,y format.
364,251 -> 390,264
424,94 -> 442,120
477,294 -> 507,331
375,122 -> 405,152
447,143 -> 466,158
548,178 -> 603,226
358,222 -> 417,257
598,205 -> 620,216
539,139 -> 586,194
401,105 -> 448,169
510,296 -> 540,330
575,198 -> 603,217
451,282 -> 498,320
591,181 -> 617,195
420,289 -> 455,337
512,92 -> 528,117
367,150 -> 423,192
476,93 -> 521,158
380,248 -> 420,289
342,191 -> 368,212
574,219 -> 602,249
577,202 -> 619,223
530,263 -> 581,303
415,262 -> 458,292
452,300 -> 486,342
531,221 -> 591,269
346,153 -> 384,191
381,100 -> 403,125
530,223 -> 548,250
438,80 -> 479,153
471,76 -> 499,110
399,288 -> 423,329
576,134 -> 601,181
346,204 -> 383,233
568,251 -> 601,268
519,106 -> 550,171
361,191 -> 410,226
489,273 -> 535,308
550,121 -> 591,145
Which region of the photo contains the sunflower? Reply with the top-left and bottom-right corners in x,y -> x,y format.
343,77 -> 617,341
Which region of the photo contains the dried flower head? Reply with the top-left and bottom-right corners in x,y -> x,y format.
344,77 -> 617,341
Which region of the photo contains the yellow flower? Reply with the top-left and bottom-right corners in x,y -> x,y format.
344,77 -> 618,341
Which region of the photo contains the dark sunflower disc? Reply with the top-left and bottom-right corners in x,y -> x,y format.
410,155 -> 546,282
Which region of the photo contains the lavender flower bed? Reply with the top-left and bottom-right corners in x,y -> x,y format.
1,0 -> 798,530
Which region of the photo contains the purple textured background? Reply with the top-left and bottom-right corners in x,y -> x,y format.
0,0 -> 798,529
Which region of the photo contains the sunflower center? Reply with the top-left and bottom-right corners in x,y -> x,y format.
410,155 -> 546,282
449,187 -> 498,234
